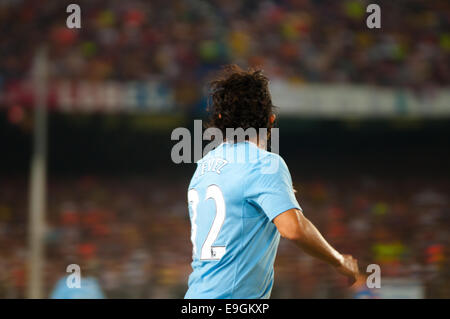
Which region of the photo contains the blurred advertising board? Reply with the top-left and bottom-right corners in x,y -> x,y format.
2,79 -> 449,118
1,80 -> 175,113
271,81 -> 450,119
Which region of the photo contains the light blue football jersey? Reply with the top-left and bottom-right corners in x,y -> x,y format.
50,276 -> 105,299
185,141 -> 301,299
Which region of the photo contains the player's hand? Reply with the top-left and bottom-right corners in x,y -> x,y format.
335,254 -> 359,286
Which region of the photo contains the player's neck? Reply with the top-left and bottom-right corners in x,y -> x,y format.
223,136 -> 267,150
249,136 -> 265,149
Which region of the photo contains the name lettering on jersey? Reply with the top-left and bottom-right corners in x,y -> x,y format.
199,158 -> 228,176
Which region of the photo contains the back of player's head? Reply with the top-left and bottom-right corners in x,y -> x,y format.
207,64 -> 275,136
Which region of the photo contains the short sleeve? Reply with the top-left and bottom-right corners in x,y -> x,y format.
246,153 -> 302,221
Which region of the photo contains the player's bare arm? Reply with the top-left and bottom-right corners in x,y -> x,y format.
273,209 -> 359,285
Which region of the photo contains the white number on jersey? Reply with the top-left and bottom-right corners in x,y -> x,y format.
188,185 -> 226,260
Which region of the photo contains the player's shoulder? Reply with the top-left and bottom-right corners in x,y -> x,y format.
256,147 -> 285,162
246,144 -> 290,176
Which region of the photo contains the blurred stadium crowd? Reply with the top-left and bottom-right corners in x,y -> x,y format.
0,175 -> 448,298
1,0 -> 449,110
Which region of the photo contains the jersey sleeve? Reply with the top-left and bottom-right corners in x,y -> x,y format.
245,153 -> 302,221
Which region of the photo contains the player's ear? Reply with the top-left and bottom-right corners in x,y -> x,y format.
270,114 -> 276,124
218,113 -> 222,119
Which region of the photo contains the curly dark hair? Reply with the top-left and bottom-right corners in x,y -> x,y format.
206,64 -> 275,138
